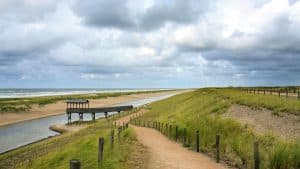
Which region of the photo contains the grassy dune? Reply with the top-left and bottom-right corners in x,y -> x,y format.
0,90 -> 170,112
214,88 -> 300,115
0,109 -> 142,169
137,89 -> 300,169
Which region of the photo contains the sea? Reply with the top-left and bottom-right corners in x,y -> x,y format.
0,88 -> 166,98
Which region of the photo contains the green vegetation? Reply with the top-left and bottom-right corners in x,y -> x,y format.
0,109 -> 142,169
135,89 -> 300,169
0,90 -> 170,112
213,88 -> 300,115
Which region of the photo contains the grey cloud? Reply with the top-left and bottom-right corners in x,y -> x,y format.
72,0 -> 207,31
0,0 -> 59,22
72,0 -> 135,29
139,0 -> 207,30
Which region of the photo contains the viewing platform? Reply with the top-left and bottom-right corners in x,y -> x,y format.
65,99 -> 133,124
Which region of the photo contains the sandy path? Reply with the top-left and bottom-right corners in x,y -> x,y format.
116,113 -> 228,169
0,90 -> 183,127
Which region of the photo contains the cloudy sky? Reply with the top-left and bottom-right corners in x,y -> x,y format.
0,0 -> 299,88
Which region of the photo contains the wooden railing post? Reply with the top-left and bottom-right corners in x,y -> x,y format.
254,141 -> 260,169
196,130 -> 200,152
70,159 -> 80,169
98,137 -> 104,163
216,134 -> 220,163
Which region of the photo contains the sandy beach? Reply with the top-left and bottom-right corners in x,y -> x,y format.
0,90 -> 184,127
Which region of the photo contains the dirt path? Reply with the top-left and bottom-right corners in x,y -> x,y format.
116,113 -> 228,169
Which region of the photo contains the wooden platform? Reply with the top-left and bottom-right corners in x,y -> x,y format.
66,105 -> 133,123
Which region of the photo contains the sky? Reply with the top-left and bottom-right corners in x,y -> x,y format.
0,0 -> 300,88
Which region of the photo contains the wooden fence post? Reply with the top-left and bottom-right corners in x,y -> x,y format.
216,134 -> 220,163
298,91 -> 300,100
264,90 -> 265,95
254,141 -> 260,169
278,91 -> 280,97
118,127 -> 121,141
110,129 -> 114,147
70,159 -> 80,169
158,122 -> 160,131
166,124 -> 168,135
98,137 -> 104,163
169,125 -> 172,138
286,90 -> 288,98
175,126 -> 178,141
183,128 -> 187,145
196,130 -> 200,152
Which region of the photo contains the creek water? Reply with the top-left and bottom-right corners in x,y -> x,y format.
0,94 -> 174,153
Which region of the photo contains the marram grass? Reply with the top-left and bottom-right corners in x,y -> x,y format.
137,89 -> 300,169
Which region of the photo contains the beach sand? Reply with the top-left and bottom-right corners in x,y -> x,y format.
0,90 -> 185,127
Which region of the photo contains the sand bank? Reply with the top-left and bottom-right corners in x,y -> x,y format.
0,90 -> 186,127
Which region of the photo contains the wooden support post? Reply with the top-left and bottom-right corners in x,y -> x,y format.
98,137 -> 104,163
216,134 -> 220,163
92,112 -> 95,122
196,130 -> 200,152
254,141 -> 260,169
70,159 -> 80,169
278,91 -> 280,97
286,90 -> 288,98
175,126 -> 178,141
264,90 -> 265,95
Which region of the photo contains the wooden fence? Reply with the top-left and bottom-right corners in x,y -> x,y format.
69,122 -> 129,169
130,119 -> 261,169
241,88 -> 300,100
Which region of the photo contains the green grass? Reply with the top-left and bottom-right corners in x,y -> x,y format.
212,88 -> 300,115
0,90 -> 172,112
0,109 -> 141,169
135,89 -> 300,169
